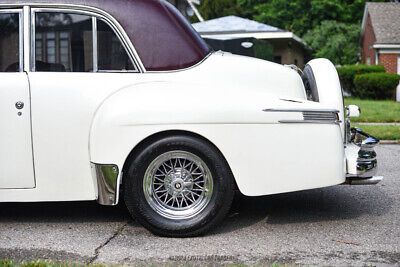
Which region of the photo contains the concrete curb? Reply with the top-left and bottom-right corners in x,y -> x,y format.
380,140 -> 399,144
356,123 -> 400,126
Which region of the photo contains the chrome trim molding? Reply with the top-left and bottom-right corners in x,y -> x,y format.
28,4 -> 143,72
264,108 -> 341,124
145,51 -> 213,73
263,108 -> 340,113
95,16 -> 139,73
23,6 -> 30,72
92,16 -> 98,72
279,119 -> 342,124
91,163 -> 120,206
0,9 -> 24,72
346,127 -> 382,185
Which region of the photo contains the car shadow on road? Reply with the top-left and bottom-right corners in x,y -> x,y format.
0,201 -> 131,223
0,184 -> 391,236
211,184 -> 391,235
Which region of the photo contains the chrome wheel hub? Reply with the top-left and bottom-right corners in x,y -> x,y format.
143,151 -> 213,220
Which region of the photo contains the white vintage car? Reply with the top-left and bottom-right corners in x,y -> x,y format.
0,0 -> 381,237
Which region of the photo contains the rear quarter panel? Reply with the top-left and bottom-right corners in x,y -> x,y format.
90,82 -> 345,196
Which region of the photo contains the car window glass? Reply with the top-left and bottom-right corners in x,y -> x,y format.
35,12 -> 93,72
0,13 -> 20,72
97,19 -> 135,71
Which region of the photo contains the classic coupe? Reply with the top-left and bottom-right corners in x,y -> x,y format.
0,0 -> 381,237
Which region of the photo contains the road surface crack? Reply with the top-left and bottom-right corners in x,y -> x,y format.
88,222 -> 128,264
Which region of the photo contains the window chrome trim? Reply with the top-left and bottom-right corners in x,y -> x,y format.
145,51 -> 213,73
23,6 -> 30,72
92,16 -> 98,72
0,9 -> 23,72
28,5 -> 143,73
95,16 -> 139,73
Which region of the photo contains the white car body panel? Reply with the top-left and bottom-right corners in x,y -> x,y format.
307,59 -> 345,137
0,53 -> 346,202
0,73 -> 35,189
0,1 -> 379,204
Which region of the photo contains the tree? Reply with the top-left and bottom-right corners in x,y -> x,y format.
195,0 -> 388,64
303,20 -> 360,65
196,0 -> 242,21
252,0 -> 386,37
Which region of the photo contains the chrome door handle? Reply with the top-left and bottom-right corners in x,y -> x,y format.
15,101 -> 24,110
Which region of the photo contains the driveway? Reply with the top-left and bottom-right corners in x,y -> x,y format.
0,145 -> 399,265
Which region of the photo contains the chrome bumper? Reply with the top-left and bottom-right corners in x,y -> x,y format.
345,127 -> 383,185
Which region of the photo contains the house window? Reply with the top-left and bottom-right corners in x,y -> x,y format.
274,56 -> 282,64
366,57 -> 371,65
46,32 -> 56,63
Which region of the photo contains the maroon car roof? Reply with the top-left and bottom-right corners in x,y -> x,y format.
0,0 -> 211,71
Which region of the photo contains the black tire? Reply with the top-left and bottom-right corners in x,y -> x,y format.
302,64 -> 319,102
124,135 -> 235,237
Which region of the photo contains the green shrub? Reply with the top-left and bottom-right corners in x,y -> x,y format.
336,64 -> 385,96
353,72 -> 400,99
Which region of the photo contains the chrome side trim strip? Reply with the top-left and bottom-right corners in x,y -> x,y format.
263,108 -> 340,113
264,108 -> 341,124
279,120 -> 342,124
91,163 -> 120,206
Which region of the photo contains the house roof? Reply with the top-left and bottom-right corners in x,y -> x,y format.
362,2 -> 400,44
192,15 -> 307,47
192,15 -> 282,34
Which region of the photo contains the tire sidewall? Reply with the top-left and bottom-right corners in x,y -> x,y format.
124,135 -> 233,236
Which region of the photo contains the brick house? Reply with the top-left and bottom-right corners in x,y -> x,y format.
361,2 -> 400,100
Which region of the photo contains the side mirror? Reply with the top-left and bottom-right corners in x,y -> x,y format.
346,105 -> 361,118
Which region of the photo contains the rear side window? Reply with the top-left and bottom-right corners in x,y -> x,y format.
33,11 -> 137,73
34,12 -> 93,72
0,12 -> 21,72
97,19 -> 135,71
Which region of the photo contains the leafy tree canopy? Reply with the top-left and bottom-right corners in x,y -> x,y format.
196,0 -> 388,64
197,0 -> 386,37
303,20 -> 360,65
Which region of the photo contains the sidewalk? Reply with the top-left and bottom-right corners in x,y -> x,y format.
356,122 -> 400,126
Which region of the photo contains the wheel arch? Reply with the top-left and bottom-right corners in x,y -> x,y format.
121,129 -> 237,189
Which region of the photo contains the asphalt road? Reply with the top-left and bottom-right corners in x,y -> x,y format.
0,145 -> 399,266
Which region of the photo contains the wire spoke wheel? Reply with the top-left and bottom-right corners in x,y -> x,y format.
143,151 -> 213,220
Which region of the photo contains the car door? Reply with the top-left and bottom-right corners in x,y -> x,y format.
0,9 -> 35,189
27,8 -> 141,200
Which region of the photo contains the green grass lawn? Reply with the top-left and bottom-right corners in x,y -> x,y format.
344,97 -> 400,123
354,124 -> 400,141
